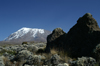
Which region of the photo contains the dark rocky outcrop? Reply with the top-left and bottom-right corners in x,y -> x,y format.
45,28 -> 66,53
64,13 -> 100,58
46,13 -> 100,58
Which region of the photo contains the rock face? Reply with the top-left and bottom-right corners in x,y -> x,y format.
65,13 -> 100,57
46,13 -> 100,58
47,28 -> 65,43
77,13 -> 99,31
45,28 -> 66,53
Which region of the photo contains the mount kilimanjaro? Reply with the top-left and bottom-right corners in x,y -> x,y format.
4,27 -> 51,43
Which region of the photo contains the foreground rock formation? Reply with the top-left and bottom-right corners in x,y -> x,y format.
45,28 -> 66,53
46,13 -> 100,58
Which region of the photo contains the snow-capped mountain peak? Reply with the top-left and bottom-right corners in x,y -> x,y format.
18,27 -> 44,34
16,27 -> 44,37
4,27 -> 51,42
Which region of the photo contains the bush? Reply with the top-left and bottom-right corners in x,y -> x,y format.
0,49 -> 17,55
22,42 -> 28,45
93,44 -> 100,60
93,44 -> 100,65
70,57 -> 96,66
36,47 -> 46,55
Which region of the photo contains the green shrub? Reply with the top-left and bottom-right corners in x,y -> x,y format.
0,49 -> 17,55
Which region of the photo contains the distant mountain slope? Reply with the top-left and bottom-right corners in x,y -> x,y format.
0,41 -> 20,45
4,27 -> 51,43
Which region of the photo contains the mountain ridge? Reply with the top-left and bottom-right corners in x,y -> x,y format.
4,27 -> 51,43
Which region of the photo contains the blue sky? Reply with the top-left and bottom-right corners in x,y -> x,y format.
0,0 -> 100,41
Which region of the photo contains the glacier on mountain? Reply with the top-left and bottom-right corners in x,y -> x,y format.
5,27 -> 45,40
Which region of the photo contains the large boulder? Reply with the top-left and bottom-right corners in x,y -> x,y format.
45,28 -> 66,53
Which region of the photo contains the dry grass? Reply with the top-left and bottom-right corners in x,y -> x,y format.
50,47 -> 71,63
50,48 -> 58,54
3,56 -> 26,66
3,57 -> 13,66
2,48 -> 71,66
1,43 -> 71,66
15,61 -> 23,66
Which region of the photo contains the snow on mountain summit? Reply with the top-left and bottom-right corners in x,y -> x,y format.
18,27 -> 44,34
14,27 -> 44,38
17,27 -> 44,37
4,27 -> 47,41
